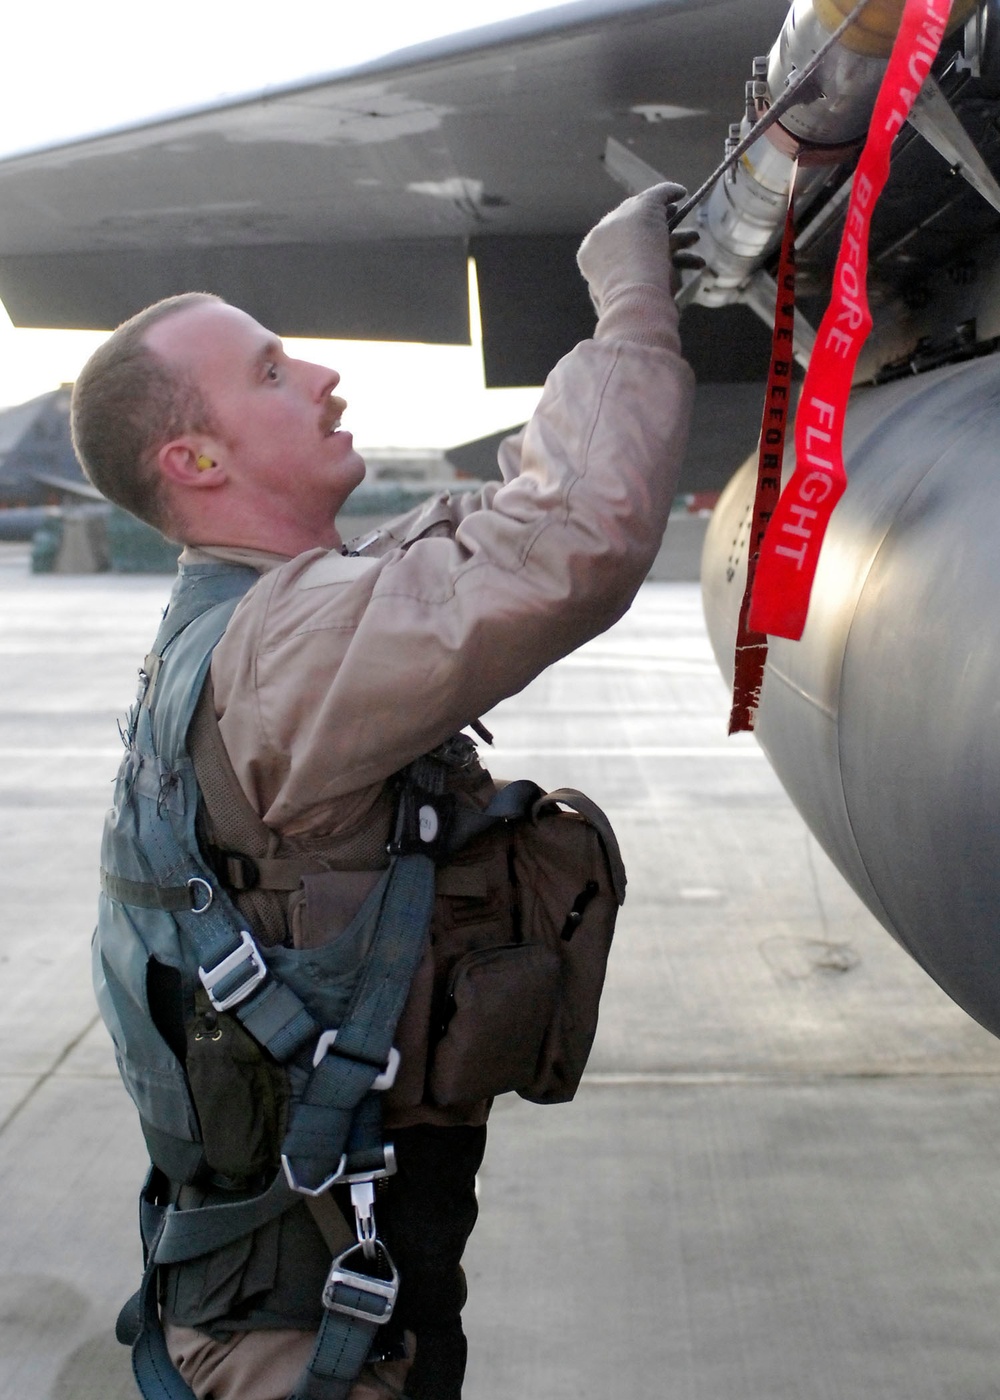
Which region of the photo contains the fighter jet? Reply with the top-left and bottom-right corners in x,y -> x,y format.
0,384 -> 105,541
2,0 -> 1000,1043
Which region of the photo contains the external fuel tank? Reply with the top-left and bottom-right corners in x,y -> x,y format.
701,355 -> 1000,1039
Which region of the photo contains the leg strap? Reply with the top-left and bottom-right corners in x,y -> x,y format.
121,1177 -> 199,1400
289,1241 -> 400,1400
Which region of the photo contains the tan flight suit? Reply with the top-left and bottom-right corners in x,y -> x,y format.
165,281 -> 694,1398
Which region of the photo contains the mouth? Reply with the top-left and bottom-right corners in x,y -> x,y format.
321,394 -> 348,436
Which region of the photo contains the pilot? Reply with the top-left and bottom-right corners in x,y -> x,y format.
71,183 -> 699,1400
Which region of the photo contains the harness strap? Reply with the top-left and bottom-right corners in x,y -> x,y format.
290,1272 -> 392,1400
123,1167 -> 365,1400
118,1172 -> 199,1400
100,869 -> 202,912
236,976 -> 320,1063
115,560 -> 438,1400
535,788 -> 627,905
154,1171 -> 302,1265
443,777 -> 542,852
131,1259 -> 199,1400
280,850 -> 435,1193
208,850 -> 331,892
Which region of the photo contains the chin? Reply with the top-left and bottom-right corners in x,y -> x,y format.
330,454 -> 366,513
347,453 -> 367,492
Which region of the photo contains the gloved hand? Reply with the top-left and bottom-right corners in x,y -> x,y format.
577,182 -> 704,313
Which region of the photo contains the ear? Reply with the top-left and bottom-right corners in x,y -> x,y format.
156,439 -> 228,490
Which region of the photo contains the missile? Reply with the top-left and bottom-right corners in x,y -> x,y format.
693,0 -> 978,310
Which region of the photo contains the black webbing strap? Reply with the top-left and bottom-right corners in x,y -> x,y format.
442,778 -> 542,853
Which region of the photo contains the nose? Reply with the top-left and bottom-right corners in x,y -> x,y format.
291,356 -> 339,398
313,363 -> 340,399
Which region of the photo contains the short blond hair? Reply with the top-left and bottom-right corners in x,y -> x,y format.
71,293 -> 223,536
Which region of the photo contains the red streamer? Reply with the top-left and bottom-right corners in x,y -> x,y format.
749,0 -> 953,641
729,187 -> 797,733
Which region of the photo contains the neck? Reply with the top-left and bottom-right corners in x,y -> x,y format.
180,501 -> 343,557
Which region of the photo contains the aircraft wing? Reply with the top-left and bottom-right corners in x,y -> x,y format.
29,471 -> 105,502
0,0 -> 787,385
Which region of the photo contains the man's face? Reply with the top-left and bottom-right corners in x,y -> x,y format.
145,300 -> 366,536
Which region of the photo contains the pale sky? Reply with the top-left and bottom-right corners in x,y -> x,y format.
0,1 -> 575,446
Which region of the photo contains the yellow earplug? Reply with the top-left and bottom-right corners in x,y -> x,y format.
196,455 -> 215,472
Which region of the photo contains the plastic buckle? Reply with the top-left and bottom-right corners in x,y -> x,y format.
350,1180 -> 377,1258
387,783 -> 454,860
322,1241 -> 399,1324
311,1030 -> 400,1092
198,930 -> 267,1013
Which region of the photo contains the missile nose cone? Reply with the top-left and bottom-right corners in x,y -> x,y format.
813,0 -> 977,57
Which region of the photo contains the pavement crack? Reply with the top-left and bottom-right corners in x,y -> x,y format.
0,1013 -> 102,1137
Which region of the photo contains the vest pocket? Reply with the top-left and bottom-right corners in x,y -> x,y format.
185,989 -> 288,1181
428,943 -> 560,1104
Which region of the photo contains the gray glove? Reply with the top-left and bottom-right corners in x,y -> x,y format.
577,182 -> 704,312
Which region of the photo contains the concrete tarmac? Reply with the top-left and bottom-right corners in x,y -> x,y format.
2,540 -> 999,1399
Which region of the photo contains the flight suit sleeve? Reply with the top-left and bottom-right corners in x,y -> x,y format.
212,304 -> 694,832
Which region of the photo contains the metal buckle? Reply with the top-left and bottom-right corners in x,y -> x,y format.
281,1151 -> 349,1198
198,930 -> 267,1013
344,1147 -> 396,1258
322,1241 -> 399,1324
281,1141 -> 396,1201
337,1143 -> 397,1186
350,1180 -> 378,1257
211,848 -> 260,892
311,1029 -> 400,1092
187,877 -> 214,914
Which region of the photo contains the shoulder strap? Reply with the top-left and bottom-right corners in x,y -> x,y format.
534,788 -> 627,905
153,561 -> 260,654
187,678 -> 325,946
145,598 -> 252,766
440,781 -> 627,904
138,562 -> 258,717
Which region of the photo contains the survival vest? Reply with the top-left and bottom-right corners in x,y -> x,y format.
95,556 -> 627,1399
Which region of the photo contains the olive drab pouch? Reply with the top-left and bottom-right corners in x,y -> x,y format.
182,867 -> 394,1185
184,987 -> 289,1182
428,787 -> 626,1106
